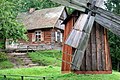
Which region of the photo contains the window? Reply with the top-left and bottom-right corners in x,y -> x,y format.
35,31 -> 41,42
55,31 -> 63,42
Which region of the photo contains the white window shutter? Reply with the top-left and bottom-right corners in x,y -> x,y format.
55,32 -> 57,41
60,33 -> 63,42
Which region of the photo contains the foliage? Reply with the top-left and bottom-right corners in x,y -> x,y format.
28,50 -> 62,66
105,0 -> 120,14
0,52 -> 8,61
11,0 -> 60,12
0,61 -> 14,69
0,66 -> 120,80
0,0 -> 27,48
0,52 -> 14,69
105,0 -> 120,71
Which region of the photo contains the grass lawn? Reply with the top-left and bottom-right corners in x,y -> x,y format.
0,66 -> 120,80
28,50 -> 62,66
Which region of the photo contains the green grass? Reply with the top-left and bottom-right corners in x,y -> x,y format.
28,50 -> 62,66
0,52 -> 14,69
0,60 -> 14,69
0,66 -> 120,80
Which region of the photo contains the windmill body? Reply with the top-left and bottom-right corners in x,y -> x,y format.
51,0 -> 120,74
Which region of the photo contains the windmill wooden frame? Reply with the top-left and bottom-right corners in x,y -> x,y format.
51,0 -> 120,74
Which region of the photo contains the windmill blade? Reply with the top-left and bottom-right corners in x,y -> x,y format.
65,14 -> 95,48
89,0 -> 104,8
51,0 -> 88,12
95,8 -> 120,37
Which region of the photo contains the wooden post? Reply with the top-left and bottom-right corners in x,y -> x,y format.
21,76 -> 24,80
4,75 -> 6,79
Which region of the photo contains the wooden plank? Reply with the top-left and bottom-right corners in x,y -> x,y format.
73,14 -> 95,34
71,31 -> 82,48
51,0 -> 86,12
104,29 -> 112,71
91,24 -> 97,70
73,70 -> 112,74
97,8 -> 120,23
72,49 -> 84,70
65,29 -> 77,46
72,32 -> 90,70
95,0 -> 104,8
80,52 -> 86,71
83,16 -> 95,33
74,14 -> 88,31
86,38 -> 92,71
101,27 -> 106,70
95,14 -> 120,37
96,23 -> 102,70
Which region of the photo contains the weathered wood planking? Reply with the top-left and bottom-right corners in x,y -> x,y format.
96,23 -> 102,70
65,14 -> 94,48
78,23 -> 112,72
101,26 -> 106,70
88,0 -> 104,8
95,8 -> 120,37
97,8 -> 120,23
74,14 -> 88,31
95,0 -> 104,8
72,32 -> 90,70
104,29 -> 112,70
80,52 -> 86,71
65,29 -> 77,47
91,24 -> 97,71
51,0 -> 86,12
86,38 -> 92,71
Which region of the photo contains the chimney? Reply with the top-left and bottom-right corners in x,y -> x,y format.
29,8 -> 35,14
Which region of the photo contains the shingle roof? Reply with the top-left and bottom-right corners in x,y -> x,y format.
17,6 -> 65,30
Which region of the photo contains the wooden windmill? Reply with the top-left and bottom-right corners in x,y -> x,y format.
51,0 -> 120,74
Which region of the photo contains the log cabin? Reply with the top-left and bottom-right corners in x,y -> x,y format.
6,6 -> 67,51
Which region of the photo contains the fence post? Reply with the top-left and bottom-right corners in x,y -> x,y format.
4,75 -> 6,79
21,76 -> 24,80
43,77 -> 45,80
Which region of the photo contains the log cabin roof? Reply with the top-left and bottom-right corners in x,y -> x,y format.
17,6 -> 65,30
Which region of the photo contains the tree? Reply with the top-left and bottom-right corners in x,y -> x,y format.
105,0 -> 120,71
13,0 -> 60,12
0,0 -> 27,49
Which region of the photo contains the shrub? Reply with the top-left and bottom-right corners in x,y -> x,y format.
0,52 -> 8,62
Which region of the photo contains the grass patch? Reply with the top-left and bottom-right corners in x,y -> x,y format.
0,61 -> 14,69
28,50 -> 62,66
0,52 -> 14,69
0,67 -> 120,80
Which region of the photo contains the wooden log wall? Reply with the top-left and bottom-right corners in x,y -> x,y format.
73,22 -> 112,74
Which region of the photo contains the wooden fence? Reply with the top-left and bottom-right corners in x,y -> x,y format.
0,74 -> 54,80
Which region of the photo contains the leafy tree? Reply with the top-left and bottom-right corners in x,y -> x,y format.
0,0 -> 27,49
13,0 -> 60,12
105,0 -> 120,71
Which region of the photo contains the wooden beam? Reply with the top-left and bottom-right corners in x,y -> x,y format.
73,70 -> 112,74
51,0 -> 86,12
95,14 -> 120,37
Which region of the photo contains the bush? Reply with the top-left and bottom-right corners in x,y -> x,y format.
0,52 -> 8,62
0,61 -> 14,69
